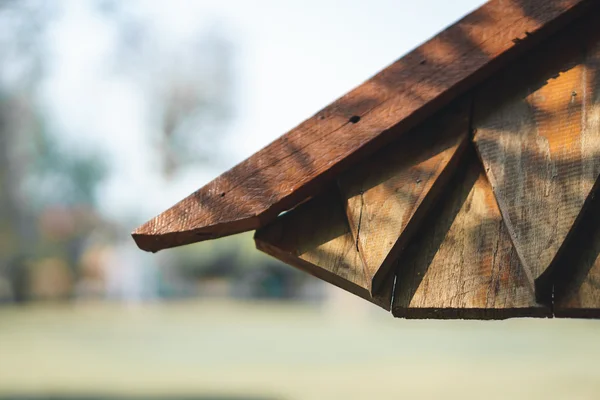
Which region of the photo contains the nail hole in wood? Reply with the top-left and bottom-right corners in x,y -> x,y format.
349,115 -> 361,124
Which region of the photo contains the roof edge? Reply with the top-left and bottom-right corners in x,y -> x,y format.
133,0 -> 596,252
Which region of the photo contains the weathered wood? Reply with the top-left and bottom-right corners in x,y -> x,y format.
553,31 -> 600,318
337,106 -> 469,295
254,186 -> 394,310
133,0 -> 595,252
553,183 -> 600,318
392,152 -> 549,319
473,15 -> 600,300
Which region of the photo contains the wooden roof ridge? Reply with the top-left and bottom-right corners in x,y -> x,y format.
132,0 -> 594,253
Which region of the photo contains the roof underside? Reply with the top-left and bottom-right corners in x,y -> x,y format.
134,0 -> 600,319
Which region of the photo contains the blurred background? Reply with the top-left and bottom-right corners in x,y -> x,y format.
1,0 -> 599,399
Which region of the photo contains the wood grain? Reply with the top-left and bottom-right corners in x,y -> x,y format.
133,0 -> 595,252
337,106 -> 469,295
552,29 -> 600,318
473,15 -> 600,299
254,186 -> 394,310
553,185 -> 600,318
392,152 -> 549,319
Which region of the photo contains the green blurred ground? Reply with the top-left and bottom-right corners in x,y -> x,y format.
1,299 -> 600,400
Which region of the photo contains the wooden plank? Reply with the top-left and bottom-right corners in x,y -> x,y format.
392,152 -> 549,319
132,0 -> 595,252
473,15 -> 600,299
553,182 -> 600,318
337,105 -> 469,295
254,186 -> 394,310
553,30 -> 600,318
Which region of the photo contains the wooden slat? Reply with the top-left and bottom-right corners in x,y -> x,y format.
254,186 -> 394,310
337,105 -> 469,295
133,0 -> 595,252
473,15 -> 600,299
392,152 -> 549,319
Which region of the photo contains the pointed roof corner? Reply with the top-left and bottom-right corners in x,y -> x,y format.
133,0 -> 594,252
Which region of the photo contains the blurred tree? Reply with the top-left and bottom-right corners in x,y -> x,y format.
94,0 -> 268,298
0,0 -> 302,303
97,0 -> 235,178
0,0 -> 51,251
94,3 -> 311,299
0,1 -> 108,301
27,125 -> 107,208
0,0 -> 54,300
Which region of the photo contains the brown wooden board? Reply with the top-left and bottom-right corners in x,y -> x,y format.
392,150 -> 550,319
254,186 -> 394,310
337,105 -> 469,296
132,0 -> 595,253
473,14 -> 600,300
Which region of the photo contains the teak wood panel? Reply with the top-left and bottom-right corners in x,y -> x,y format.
254,187 -> 394,310
337,106 -> 469,295
473,15 -> 600,299
132,0 -> 595,253
392,152 -> 549,319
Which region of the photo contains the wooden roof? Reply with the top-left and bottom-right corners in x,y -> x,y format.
133,0 -> 600,319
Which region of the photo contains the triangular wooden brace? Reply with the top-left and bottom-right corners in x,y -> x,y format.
338,104 -> 469,295
553,181 -> 600,318
254,186 -> 394,310
473,16 -> 600,299
553,29 -> 600,318
393,151 -> 549,319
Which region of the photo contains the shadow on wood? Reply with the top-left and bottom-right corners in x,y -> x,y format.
473,11 -> 600,300
132,0 -> 595,253
392,148 -> 550,319
254,186 -> 394,310
338,103 -> 469,296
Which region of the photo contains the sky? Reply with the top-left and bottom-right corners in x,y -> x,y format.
42,0 -> 486,225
